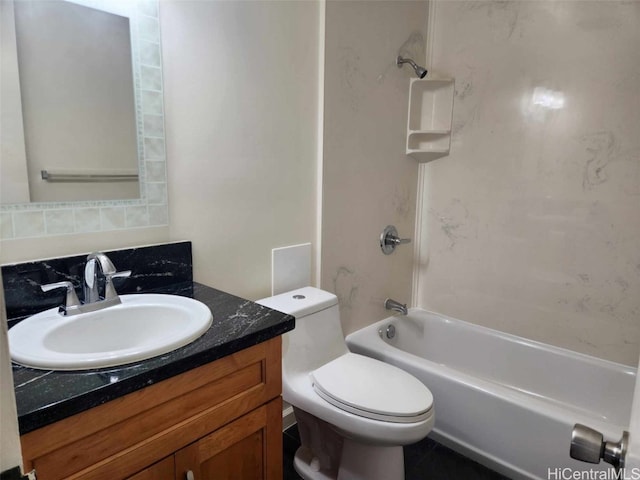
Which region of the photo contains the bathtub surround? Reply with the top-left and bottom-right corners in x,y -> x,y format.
417,0 -> 640,365
2,241 -> 294,434
322,1 -> 429,335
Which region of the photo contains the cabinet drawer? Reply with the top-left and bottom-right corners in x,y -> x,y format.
21,337 -> 281,480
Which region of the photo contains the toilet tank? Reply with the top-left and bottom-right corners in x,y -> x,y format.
256,287 -> 349,374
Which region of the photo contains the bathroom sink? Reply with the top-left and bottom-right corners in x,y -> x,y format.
8,294 -> 213,371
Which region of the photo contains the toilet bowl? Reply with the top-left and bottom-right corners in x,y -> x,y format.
257,287 -> 434,480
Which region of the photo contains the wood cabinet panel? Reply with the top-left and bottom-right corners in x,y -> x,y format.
21,337 -> 282,480
127,456 -> 174,480
175,397 -> 282,480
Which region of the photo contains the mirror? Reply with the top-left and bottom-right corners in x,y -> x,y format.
9,0 -> 139,203
0,0 -> 168,239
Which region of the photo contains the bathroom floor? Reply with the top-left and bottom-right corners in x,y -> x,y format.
283,425 -> 510,480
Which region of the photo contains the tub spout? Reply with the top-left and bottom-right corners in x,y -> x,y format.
384,298 -> 408,315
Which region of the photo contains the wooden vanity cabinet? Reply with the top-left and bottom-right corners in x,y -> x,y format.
173,398 -> 281,479
20,337 -> 283,480
127,457 -> 175,480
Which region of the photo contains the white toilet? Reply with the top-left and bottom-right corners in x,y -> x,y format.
257,287 -> 434,480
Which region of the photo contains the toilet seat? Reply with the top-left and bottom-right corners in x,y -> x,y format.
311,353 -> 433,424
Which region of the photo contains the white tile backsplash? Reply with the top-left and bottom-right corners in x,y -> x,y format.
13,211 -> 45,238
0,213 -> 14,239
45,209 -> 74,235
143,114 -> 164,137
100,207 -> 126,230
125,206 -> 149,228
146,183 -> 167,205
141,90 -> 164,115
139,40 -> 161,67
74,208 -> 101,233
144,137 -> 166,159
145,161 -> 167,182
140,65 -> 162,91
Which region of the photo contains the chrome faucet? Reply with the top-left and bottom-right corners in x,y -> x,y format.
84,252 -> 116,303
82,252 -> 116,303
41,251 -> 131,316
384,298 -> 408,316
83,251 -> 131,306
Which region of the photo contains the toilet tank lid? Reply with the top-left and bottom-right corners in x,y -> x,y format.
256,287 -> 338,318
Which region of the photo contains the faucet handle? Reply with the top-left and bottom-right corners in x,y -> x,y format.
109,270 -> 132,279
380,225 -> 411,255
41,281 -> 81,310
104,270 -> 131,300
388,236 -> 411,246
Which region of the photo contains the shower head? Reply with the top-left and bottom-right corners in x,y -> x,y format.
396,56 -> 427,79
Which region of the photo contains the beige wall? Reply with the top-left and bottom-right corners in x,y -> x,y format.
0,227 -> 169,264
417,1 -> 640,365
0,0 -> 321,285
161,0 -> 320,300
322,1 -> 428,335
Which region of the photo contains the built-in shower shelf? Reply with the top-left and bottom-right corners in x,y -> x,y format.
405,77 -> 454,163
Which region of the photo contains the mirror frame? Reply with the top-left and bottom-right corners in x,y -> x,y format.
0,0 -> 167,240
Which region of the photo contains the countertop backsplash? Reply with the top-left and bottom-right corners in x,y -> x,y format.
2,241 -> 193,324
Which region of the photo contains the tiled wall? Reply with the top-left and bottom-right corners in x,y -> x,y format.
417,1 -> 640,365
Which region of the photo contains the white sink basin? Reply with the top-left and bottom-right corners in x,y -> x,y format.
9,294 -> 213,371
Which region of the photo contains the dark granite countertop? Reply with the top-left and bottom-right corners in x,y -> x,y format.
11,281 -> 294,434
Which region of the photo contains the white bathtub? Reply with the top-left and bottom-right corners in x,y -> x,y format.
345,309 -> 636,480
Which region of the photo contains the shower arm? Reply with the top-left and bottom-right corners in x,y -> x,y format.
396,55 -> 428,79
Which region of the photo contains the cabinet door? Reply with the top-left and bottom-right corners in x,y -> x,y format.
127,456 -> 175,480
175,398 -> 282,480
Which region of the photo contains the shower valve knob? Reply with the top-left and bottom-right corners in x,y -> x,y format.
380,225 -> 411,255
570,424 -> 628,470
